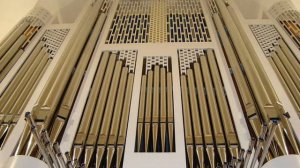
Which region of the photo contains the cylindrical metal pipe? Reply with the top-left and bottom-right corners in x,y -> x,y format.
41,130 -> 60,168
0,21 -> 30,59
53,142 -> 67,168
258,121 -> 279,168
243,138 -> 255,168
25,113 -> 53,168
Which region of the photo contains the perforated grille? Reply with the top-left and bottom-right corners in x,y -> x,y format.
106,0 -> 211,44
149,0 -> 167,43
250,25 -> 280,57
42,28 -> 70,57
178,48 -> 204,75
167,0 -> 211,42
145,56 -> 169,73
119,50 -> 137,73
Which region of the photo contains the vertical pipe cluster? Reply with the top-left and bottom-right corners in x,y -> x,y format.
72,51 -> 134,168
208,0 -> 300,166
0,20 -> 43,81
180,49 -> 239,168
14,0 -> 111,157
0,39 -> 51,149
135,59 -> 175,153
267,39 -> 300,117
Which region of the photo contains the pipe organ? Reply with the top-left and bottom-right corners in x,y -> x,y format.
0,0 -> 300,167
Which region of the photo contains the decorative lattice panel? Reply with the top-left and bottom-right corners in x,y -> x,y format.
269,1 -> 300,49
42,28 -> 70,57
178,48 -> 204,75
106,0 -> 211,44
167,0 -> 211,42
119,50 -> 137,73
145,56 -> 170,73
250,25 -> 281,57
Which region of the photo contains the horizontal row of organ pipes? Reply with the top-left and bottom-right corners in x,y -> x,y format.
0,0 -> 299,167
135,62 -> 175,153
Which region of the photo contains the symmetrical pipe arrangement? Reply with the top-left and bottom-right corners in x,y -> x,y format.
135,60 -> 175,153
207,0 -> 300,166
0,20 -> 42,81
14,0 -> 111,158
0,40 -> 51,149
180,49 -> 239,168
72,51 -> 134,168
267,39 -> 300,117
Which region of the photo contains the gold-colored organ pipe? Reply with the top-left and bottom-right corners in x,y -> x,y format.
105,67 -> 128,161
225,5 -> 298,155
193,62 -> 213,167
186,69 -> 203,145
186,69 -> 205,167
160,68 -> 167,152
2,52 -> 49,121
0,35 -> 27,72
0,21 -> 30,59
0,40 -> 43,105
268,54 -> 300,116
137,75 -> 147,152
275,46 -> 300,91
180,75 -> 194,168
278,39 -> 300,77
167,72 -> 174,152
85,55 -> 117,146
272,52 -> 300,103
97,66 -> 126,167
33,4 -> 97,108
0,49 -> 24,81
0,48 -> 46,118
49,13 -> 107,143
152,65 -> 160,152
37,4 -> 102,125
9,57 -> 51,124
30,0 -> 102,123
207,50 -> 238,144
83,56 -> 118,167
211,11 -> 257,121
272,52 -> 300,153
136,66 -> 175,153
18,1 -> 110,154
144,70 -> 153,152
227,4 -> 284,115
0,51 -> 50,147
73,52 -> 110,160
214,0 -> 275,120
201,54 -> 227,163
116,73 -> 134,168
193,62 -> 213,145
95,60 -> 122,151
214,0 -> 299,156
